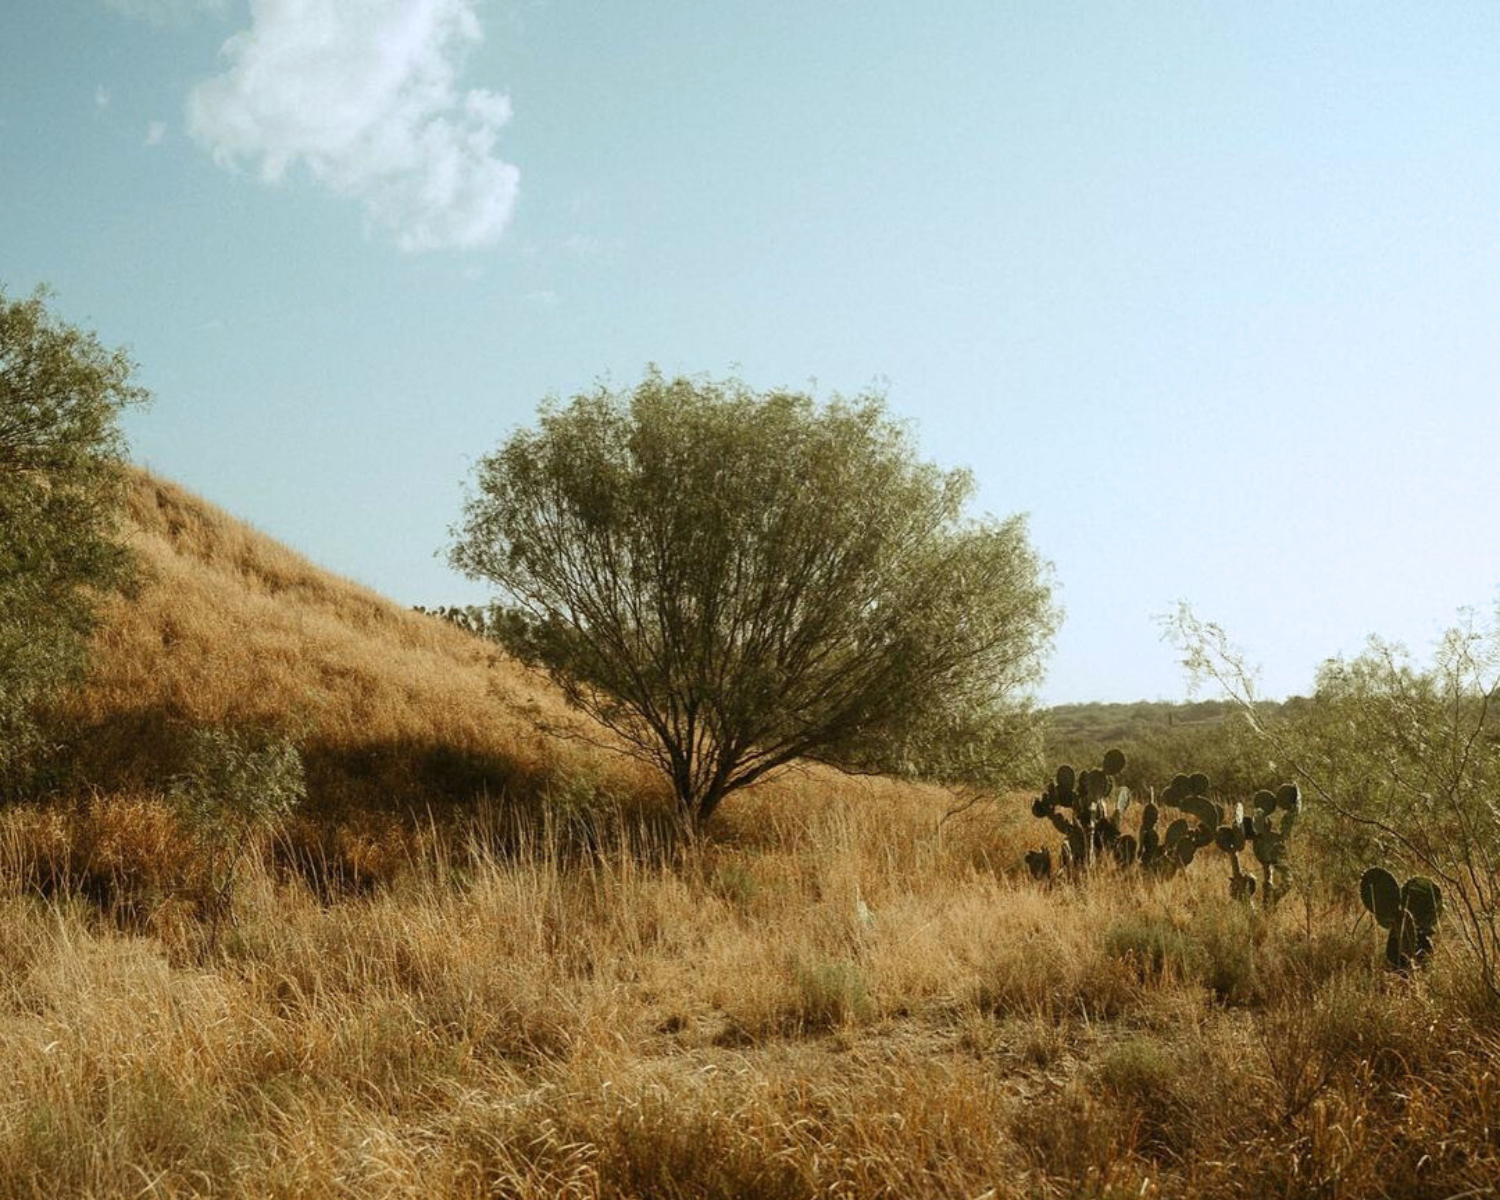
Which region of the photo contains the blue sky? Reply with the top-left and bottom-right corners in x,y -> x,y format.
3,1 -> 1498,704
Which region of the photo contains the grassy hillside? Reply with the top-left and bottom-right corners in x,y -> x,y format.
57,471 -> 650,813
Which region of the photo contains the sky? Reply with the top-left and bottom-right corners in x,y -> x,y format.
3,1 -> 1499,706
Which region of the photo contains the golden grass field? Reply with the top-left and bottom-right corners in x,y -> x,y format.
1,473 -> 1496,1198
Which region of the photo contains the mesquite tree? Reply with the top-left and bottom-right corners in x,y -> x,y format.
451,371 -> 1058,824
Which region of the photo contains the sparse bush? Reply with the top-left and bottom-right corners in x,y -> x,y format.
1105,912 -> 1205,983
171,725 -> 305,934
1187,898 -> 1262,1004
791,957 -> 875,1030
1094,1034 -> 1194,1155
709,858 -> 761,909
1169,603 -> 1500,1002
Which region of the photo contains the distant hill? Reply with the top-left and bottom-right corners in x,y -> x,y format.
1039,697 -> 1309,795
1045,699 -> 1251,746
58,471 -> 649,813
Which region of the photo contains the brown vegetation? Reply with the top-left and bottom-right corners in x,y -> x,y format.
2,472 -> 1495,1197
56,471 -> 657,815
2,783 -> 1497,1198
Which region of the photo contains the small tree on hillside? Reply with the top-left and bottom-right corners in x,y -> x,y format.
1166,602 -> 1500,1001
0,287 -> 148,788
450,371 -> 1059,825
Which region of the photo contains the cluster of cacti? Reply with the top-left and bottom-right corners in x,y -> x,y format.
1212,784 -> 1301,907
1024,759 -> 1303,906
1026,748 -> 1132,877
412,603 -> 504,639
1359,867 -> 1442,971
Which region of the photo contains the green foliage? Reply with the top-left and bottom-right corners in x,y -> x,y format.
171,725 -> 305,933
1213,782 -> 1301,908
1023,750 -> 1278,883
1027,746 -> 1302,912
412,603 -> 531,646
1103,913 -> 1204,980
1156,771 -> 1221,871
1187,900 -> 1261,1005
450,370 -> 1058,823
171,725 -> 306,838
1359,867 -> 1442,971
1042,698 -> 1291,796
413,604 -> 497,638
791,957 -> 875,1029
0,287 -> 147,790
1166,602 -> 1500,1001
1095,1034 -> 1180,1101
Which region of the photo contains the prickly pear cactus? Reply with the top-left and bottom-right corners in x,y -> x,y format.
1214,817 -> 1257,901
1152,771 -> 1223,875
1024,753 -> 1240,885
1214,783 -> 1299,907
1360,867 -> 1442,971
1025,749 -> 1133,878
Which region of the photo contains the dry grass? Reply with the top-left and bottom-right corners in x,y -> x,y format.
4,472 -> 1497,1196
1,783 -> 1496,1199
56,471 -> 655,815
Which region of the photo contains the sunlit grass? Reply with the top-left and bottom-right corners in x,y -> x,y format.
4,470 -> 1495,1197
0,779 -> 1495,1199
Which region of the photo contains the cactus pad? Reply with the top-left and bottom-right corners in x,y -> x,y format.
1360,867 -> 1401,929
1401,877 -> 1442,931
1251,830 -> 1285,866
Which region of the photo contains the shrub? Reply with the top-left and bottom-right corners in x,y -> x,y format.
1168,604 -> 1500,1003
1105,913 -> 1204,983
791,957 -> 875,1030
170,725 -> 305,934
0,287 -> 147,791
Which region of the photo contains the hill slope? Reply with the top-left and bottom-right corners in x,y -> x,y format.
62,471 -> 642,811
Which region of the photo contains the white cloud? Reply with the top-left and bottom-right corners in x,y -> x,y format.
523,289 -> 560,309
102,0 -> 227,25
145,120 -> 168,145
186,0 -> 519,252
95,85 -> 111,109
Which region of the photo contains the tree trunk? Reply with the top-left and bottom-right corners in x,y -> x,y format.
694,785 -> 730,828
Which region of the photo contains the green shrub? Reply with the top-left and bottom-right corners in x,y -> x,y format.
1104,914 -> 1204,982
172,726 -> 305,836
1187,900 -> 1261,1005
0,287 -> 147,793
171,725 -> 304,935
791,957 -> 874,1030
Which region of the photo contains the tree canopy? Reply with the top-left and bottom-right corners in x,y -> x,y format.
0,287 -> 147,785
451,371 -> 1059,823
